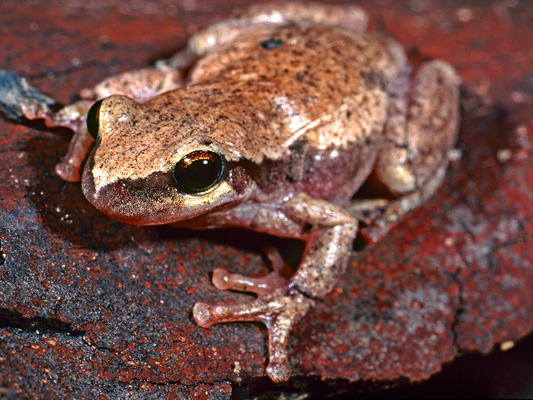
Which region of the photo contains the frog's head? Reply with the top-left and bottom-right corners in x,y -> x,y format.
81,95 -> 254,225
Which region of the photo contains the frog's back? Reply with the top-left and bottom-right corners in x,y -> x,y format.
179,23 -> 407,164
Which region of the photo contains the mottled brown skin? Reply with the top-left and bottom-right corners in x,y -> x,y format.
16,3 -> 460,382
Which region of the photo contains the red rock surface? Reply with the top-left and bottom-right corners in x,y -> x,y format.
0,0 -> 532,398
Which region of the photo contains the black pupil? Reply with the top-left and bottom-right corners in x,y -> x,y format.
173,151 -> 224,194
86,99 -> 103,139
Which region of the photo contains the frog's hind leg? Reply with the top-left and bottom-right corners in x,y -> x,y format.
348,162 -> 448,242
348,60 -> 460,242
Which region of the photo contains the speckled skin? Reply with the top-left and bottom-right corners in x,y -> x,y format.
16,3 -> 460,382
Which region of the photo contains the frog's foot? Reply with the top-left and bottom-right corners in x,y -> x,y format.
193,269 -> 314,382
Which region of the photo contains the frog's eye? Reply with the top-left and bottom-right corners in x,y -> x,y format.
173,150 -> 225,194
86,99 -> 103,140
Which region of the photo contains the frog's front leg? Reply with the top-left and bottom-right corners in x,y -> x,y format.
349,60 -> 460,242
192,193 -> 358,382
0,69 -> 95,181
18,98 -> 94,181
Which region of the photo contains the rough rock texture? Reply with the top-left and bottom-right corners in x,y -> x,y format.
0,0 -> 532,398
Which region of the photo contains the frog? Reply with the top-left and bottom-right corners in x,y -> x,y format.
4,2 -> 460,382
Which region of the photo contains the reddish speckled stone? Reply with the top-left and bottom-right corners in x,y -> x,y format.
1,0 -> 533,398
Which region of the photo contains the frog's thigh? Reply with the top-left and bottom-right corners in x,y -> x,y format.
285,194 -> 358,298
355,61 -> 459,242
375,60 -> 460,196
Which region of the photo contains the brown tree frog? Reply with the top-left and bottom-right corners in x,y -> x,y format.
5,2 -> 460,382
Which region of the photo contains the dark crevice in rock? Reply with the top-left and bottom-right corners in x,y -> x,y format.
0,308 -> 83,336
450,260 -> 466,352
80,336 -> 119,354
126,378 -> 232,388
449,211 -> 530,352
